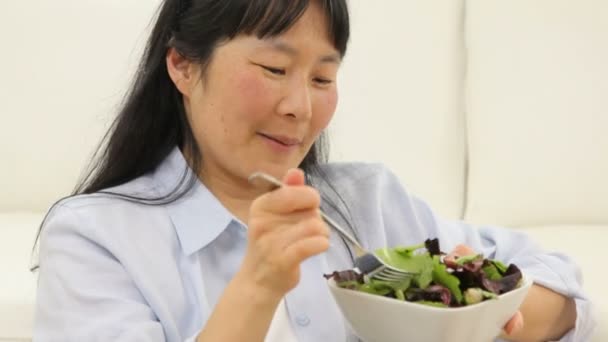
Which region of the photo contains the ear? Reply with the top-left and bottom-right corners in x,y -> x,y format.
166,47 -> 197,98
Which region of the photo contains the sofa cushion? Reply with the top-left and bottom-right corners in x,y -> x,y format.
464,0 -> 608,226
332,0 -> 466,219
2,221 -> 603,340
519,224 -> 606,341
0,213 -> 44,340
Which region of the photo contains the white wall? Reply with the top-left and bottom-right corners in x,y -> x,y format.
0,0 -> 466,219
0,0 -> 160,212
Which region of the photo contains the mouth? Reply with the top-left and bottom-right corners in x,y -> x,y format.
257,132 -> 303,147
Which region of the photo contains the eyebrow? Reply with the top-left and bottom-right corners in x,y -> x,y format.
269,41 -> 341,64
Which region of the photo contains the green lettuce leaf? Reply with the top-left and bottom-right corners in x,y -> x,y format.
482,264 -> 503,281
432,256 -> 463,304
491,260 -> 509,274
415,300 -> 448,308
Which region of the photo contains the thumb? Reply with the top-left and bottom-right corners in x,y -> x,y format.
282,168 -> 305,186
503,310 -> 524,336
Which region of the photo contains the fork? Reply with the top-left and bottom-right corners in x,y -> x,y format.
248,171 -> 417,283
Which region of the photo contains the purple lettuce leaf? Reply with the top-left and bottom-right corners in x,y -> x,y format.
406,284 -> 453,306
480,264 -> 522,294
424,238 -> 441,256
324,270 -> 364,289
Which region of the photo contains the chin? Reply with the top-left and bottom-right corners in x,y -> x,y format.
250,161 -> 300,180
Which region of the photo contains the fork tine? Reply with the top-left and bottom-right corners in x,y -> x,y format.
373,273 -> 406,282
383,267 -> 414,276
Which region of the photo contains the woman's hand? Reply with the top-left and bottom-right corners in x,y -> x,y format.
446,244 -> 525,336
238,168 -> 330,300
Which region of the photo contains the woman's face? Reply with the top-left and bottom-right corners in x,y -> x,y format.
177,3 -> 340,186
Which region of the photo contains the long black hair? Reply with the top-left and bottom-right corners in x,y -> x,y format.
32,0 -> 357,269
75,0 -> 349,200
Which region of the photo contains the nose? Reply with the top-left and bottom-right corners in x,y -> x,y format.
276,76 -> 312,120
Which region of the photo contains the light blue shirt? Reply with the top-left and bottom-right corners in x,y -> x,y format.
34,148 -> 595,341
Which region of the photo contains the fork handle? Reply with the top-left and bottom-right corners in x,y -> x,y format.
318,211 -> 365,253
248,172 -> 366,253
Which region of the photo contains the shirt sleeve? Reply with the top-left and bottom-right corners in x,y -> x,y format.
376,167 -> 597,341
34,204 -> 168,341
439,223 -> 596,342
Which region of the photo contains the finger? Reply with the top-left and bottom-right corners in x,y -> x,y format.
283,168 -> 305,186
253,186 -> 321,214
503,310 -> 524,335
248,209 -> 324,239
277,216 -> 330,249
283,235 -> 330,267
444,244 -> 477,268
451,244 -> 476,256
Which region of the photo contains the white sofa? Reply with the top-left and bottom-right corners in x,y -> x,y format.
1,1 -> 606,341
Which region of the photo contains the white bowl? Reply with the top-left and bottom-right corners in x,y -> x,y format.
328,276 -> 532,342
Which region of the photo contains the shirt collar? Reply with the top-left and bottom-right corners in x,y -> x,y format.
152,147 -> 237,256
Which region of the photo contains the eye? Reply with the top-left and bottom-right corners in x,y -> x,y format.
313,77 -> 333,85
261,65 -> 286,75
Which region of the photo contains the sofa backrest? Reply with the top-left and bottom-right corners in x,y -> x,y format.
464,0 -> 608,227
333,0 -> 466,219
0,0 -> 468,220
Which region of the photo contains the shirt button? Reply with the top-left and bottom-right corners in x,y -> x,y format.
295,314 -> 311,327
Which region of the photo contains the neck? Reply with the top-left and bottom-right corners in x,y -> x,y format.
181,146 -> 268,223
198,166 -> 267,224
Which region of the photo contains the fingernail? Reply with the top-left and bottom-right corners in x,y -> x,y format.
514,317 -> 524,333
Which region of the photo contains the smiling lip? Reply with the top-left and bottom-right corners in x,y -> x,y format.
258,133 -> 303,146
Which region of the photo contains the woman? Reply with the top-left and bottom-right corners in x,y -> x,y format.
34,0 -> 594,341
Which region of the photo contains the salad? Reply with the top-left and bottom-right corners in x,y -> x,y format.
324,238 -> 523,308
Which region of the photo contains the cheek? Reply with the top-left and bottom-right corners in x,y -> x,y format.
233,70 -> 274,119
312,90 -> 338,130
